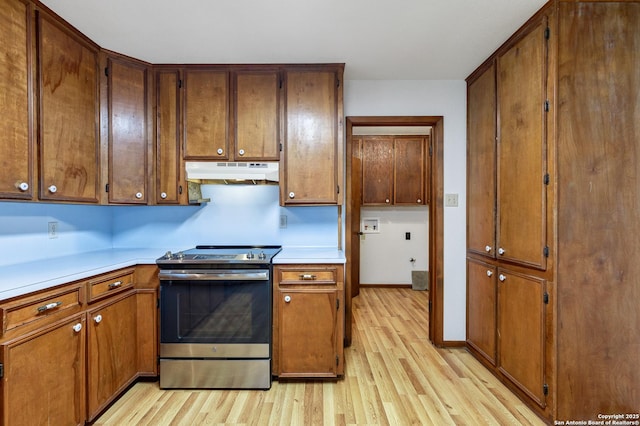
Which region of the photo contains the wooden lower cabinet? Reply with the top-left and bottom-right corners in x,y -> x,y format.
273,264 -> 344,378
466,258 -> 497,366
86,292 -> 138,421
0,265 -> 159,426
0,314 -> 86,426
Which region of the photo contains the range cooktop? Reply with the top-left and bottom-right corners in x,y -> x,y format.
156,245 -> 282,266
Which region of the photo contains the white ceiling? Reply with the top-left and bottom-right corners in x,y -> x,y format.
39,0 -> 547,81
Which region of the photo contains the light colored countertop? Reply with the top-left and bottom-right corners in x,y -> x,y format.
0,246 -> 345,301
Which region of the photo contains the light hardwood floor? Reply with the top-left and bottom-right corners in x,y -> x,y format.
94,287 -> 545,425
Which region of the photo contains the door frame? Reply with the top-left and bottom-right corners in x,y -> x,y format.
345,116 -> 445,346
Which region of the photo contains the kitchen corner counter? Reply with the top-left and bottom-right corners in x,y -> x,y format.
273,247 -> 345,264
0,248 -> 166,301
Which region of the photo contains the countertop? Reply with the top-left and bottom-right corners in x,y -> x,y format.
0,246 -> 345,301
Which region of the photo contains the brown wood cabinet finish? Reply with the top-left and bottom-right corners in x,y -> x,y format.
107,57 -> 148,204
273,264 -> 344,378
156,69 -> 186,205
362,136 -> 393,205
0,0 -> 33,200
466,258 -> 497,366
467,62 -> 496,258
282,69 -> 343,205
0,314 -> 86,426
38,11 -> 100,203
87,292 -> 138,421
555,2 -> 640,419
183,69 -> 229,160
233,71 -> 281,161
496,17 -> 548,270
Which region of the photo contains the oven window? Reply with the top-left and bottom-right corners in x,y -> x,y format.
161,280 -> 270,344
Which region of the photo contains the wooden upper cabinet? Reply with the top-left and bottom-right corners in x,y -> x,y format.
394,136 -> 427,205
362,136 -> 393,205
361,135 -> 428,206
156,69 -> 186,204
467,62 -> 497,258
0,0 -> 33,200
38,12 -> 100,203
183,69 -> 229,160
107,57 -> 148,204
233,70 -> 280,161
282,68 -> 343,205
497,18 -> 548,269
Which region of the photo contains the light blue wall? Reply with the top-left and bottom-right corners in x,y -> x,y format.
111,185 -> 339,250
0,202 -> 112,267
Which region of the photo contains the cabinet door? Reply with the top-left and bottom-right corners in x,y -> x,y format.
283,70 -> 340,205
156,69 -> 186,204
394,136 -> 426,205
234,71 -> 280,161
0,315 -> 86,426
497,19 -> 548,269
466,258 -> 497,365
38,13 -> 100,202
107,57 -> 148,204
277,289 -> 339,377
183,69 -> 229,160
497,269 -> 546,407
86,292 -> 138,421
362,136 -> 393,205
467,63 -> 496,257
0,0 -> 33,200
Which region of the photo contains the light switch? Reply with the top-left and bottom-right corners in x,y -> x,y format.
445,193 -> 459,207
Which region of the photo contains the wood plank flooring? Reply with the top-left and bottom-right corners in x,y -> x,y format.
94,287 -> 545,425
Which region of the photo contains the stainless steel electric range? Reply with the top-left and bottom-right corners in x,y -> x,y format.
156,245 -> 282,389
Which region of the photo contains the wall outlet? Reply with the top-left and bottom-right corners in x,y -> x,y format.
48,221 -> 58,239
279,214 -> 287,229
445,193 -> 459,207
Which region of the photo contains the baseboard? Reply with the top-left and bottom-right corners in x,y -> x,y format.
359,284 -> 412,288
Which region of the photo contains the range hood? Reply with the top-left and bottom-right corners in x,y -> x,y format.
186,162 -> 279,184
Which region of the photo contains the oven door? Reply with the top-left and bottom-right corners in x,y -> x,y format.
159,269 -> 271,356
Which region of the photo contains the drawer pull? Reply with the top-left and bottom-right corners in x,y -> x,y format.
94,314 -> 103,324
108,281 -> 122,289
37,301 -> 62,313
72,323 -> 82,333
299,274 -> 317,280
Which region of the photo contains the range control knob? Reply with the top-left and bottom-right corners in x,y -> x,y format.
247,251 -> 255,259
175,252 -> 185,260
164,251 -> 173,259
258,251 -> 266,260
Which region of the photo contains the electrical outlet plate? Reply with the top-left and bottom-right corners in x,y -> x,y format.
445,193 -> 459,207
48,221 -> 58,239
279,215 -> 287,229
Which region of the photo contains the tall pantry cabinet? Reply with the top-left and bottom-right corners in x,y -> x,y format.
466,1 -> 640,422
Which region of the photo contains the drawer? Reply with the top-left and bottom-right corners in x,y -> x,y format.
277,266 -> 338,285
0,283 -> 84,335
87,268 -> 135,303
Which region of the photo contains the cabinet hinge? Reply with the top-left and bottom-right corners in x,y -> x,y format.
544,27 -> 550,40
104,66 -> 109,77
543,292 -> 549,304
0,363 -> 3,379
543,245 -> 550,257
337,185 -> 340,195
279,143 -> 283,152
336,298 -> 339,310
543,173 -> 550,185
543,383 -> 549,396
279,79 -> 283,89
544,100 -> 550,112
105,183 -> 109,193
336,78 -> 340,88
178,185 -> 183,195
336,355 -> 339,366
178,79 -> 183,89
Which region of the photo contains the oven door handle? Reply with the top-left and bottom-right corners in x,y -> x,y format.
158,270 -> 269,281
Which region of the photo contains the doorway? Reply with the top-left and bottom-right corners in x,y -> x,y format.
345,116 -> 444,346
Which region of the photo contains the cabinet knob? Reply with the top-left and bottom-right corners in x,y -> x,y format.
217,148 -> 224,155
385,199 -> 390,203
289,192 -> 295,199
485,245 -> 492,253
94,314 -> 103,324
48,185 -> 57,193
135,192 -> 143,199
17,182 -> 29,191
417,199 -> 422,203
238,149 -> 245,156
486,270 -> 493,277
284,295 -> 291,303
160,192 -> 167,199
499,274 -> 506,282
72,323 -> 82,333
498,247 -> 505,255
